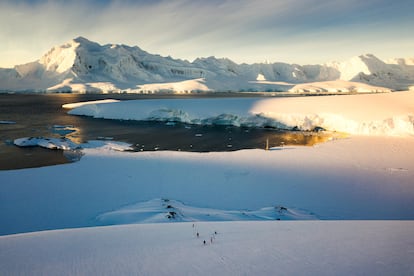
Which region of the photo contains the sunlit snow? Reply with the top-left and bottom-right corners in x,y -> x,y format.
67,91 -> 414,136
1,37 -> 413,92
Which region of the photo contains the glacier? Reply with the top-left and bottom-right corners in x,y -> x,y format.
67,92 -> 414,136
0,36 -> 413,93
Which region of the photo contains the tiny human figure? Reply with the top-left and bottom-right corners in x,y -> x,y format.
210,237 -> 213,244
197,232 -> 199,238
203,240 -> 206,245
214,231 -> 217,235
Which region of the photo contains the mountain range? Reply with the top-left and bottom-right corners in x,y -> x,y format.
0,36 -> 413,93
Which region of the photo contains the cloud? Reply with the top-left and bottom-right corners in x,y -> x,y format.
0,0 -> 413,67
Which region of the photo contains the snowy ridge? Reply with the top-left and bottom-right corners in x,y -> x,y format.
0,37 -> 413,92
67,92 -> 414,136
96,198 -> 317,225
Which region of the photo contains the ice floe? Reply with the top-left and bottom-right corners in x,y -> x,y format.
0,120 -> 16,124
13,137 -> 133,152
13,137 -> 80,150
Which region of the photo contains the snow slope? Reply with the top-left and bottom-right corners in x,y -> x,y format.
1,221 -> 413,276
67,91 -> 414,136
0,37 -> 413,92
328,54 -> 414,90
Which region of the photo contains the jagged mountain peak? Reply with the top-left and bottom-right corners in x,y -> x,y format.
72,36 -> 94,44
387,57 -> 414,66
357,53 -> 386,66
359,53 -> 377,59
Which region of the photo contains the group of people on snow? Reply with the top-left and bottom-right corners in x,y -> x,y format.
193,223 -> 217,246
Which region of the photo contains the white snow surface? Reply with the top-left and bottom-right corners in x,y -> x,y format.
288,80 -> 391,93
1,37 -> 413,92
68,91 -> 414,136
136,78 -> 210,93
1,221 -> 413,276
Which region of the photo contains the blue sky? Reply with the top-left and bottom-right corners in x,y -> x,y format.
0,0 -> 413,67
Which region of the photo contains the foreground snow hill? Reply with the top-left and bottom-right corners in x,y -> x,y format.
67,91 -> 414,136
0,36 -> 413,92
1,221 -> 413,276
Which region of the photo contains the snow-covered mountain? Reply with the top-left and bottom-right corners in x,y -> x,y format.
0,37 -> 413,93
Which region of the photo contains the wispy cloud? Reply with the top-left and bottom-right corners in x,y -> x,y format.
0,0 -> 413,67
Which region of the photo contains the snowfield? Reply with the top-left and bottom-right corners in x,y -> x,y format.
1,91 -> 414,275
68,91 -> 414,136
1,221 -> 413,276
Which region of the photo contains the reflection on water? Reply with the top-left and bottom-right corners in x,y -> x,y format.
0,93 -> 343,170
271,131 -> 344,147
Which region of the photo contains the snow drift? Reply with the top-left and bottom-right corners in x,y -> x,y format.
0,37 -> 413,92
67,91 -> 414,136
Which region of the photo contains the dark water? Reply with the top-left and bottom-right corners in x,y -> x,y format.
0,93 -> 331,170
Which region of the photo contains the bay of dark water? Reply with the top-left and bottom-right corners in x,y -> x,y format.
0,93 -> 331,170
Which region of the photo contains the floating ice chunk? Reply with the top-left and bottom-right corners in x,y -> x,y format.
0,120 -> 16,124
82,140 -> 134,151
97,136 -> 114,140
14,137 -> 80,150
62,99 -> 120,109
13,137 -> 133,152
51,125 -> 77,135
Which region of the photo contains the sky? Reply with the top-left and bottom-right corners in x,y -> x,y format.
0,0 -> 413,68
